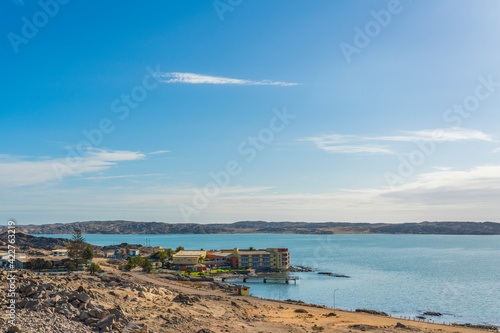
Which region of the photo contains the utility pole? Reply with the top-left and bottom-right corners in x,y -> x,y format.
333,288 -> 339,314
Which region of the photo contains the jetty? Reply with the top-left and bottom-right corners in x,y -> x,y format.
220,276 -> 299,284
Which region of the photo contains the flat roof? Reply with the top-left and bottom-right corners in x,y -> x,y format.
174,250 -> 206,257
238,251 -> 270,255
207,252 -> 232,257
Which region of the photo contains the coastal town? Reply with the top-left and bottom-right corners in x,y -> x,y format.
1,232 -> 290,274
1,230 -> 495,333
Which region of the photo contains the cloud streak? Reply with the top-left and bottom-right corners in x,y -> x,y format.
156,72 -> 299,86
301,127 -> 495,154
0,149 -> 145,187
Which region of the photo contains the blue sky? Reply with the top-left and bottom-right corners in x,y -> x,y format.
1,0 -> 500,224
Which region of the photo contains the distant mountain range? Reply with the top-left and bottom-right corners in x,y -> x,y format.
3,220 -> 500,235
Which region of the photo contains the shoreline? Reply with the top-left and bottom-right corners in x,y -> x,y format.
98,259 -> 500,330
2,261 -> 498,332
2,231 -> 498,330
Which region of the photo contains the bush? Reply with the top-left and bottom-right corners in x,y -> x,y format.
294,309 -> 308,313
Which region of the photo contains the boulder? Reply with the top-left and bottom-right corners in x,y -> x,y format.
85,317 -> 100,325
47,295 -> 61,306
423,311 -> 442,316
74,292 -> 91,303
122,321 -> 148,333
348,324 -> 379,331
79,311 -> 91,321
355,309 -> 389,316
7,325 -> 21,332
88,306 -> 110,319
25,300 -> 39,309
395,322 -> 411,329
96,314 -> 115,330
24,286 -> 38,297
173,293 -> 200,305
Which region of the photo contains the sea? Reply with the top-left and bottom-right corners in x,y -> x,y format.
36,233 -> 500,326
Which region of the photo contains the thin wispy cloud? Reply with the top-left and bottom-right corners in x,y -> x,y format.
83,173 -> 165,180
4,163 -> 500,223
148,150 -> 170,155
156,72 -> 299,86
301,127 -> 495,154
0,149 -> 145,187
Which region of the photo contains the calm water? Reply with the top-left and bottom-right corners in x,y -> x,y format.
37,233 -> 500,325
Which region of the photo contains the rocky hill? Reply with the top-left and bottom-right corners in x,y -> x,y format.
0,230 -> 71,250
2,220 -> 499,235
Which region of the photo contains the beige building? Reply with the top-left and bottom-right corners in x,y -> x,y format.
172,250 -> 206,266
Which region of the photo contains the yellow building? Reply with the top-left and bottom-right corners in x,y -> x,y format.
230,248 -> 290,269
172,250 -> 206,266
267,248 -> 290,269
233,286 -> 250,296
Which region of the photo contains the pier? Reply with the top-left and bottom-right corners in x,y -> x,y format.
220,276 -> 299,284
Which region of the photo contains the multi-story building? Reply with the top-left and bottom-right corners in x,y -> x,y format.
172,250 -> 206,268
205,251 -> 232,268
229,248 -> 290,269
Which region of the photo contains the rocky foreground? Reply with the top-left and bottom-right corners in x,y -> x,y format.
0,268 -> 495,333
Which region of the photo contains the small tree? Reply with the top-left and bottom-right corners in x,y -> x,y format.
29,258 -> 46,271
166,248 -> 174,260
158,251 -> 168,266
151,251 -> 168,266
64,261 -> 75,274
133,255 -> 143,266
141,258 -> 153,273
83,245 -> 94,263
88,262 -> 100,276
124,255 -> 143,271
68,229 -> 87,266
175,246 -> 184,253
